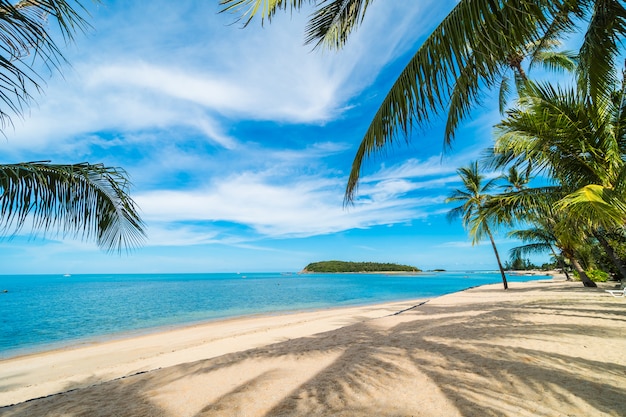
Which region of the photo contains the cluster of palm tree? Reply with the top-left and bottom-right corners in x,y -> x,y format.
447,63 -> 626,288
0,1 -> 144,253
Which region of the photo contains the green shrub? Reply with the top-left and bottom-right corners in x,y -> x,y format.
573,269 -> 610,282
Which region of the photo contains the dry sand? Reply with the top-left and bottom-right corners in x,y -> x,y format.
0,279 -> 624,416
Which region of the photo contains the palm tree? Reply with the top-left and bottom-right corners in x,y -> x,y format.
481,184 -> 599,286
446,161 -> 508,289
487,67 -> 626,286
0,1 -> 145,253
219,0 -> 626,202
494,78 -> 626,235
502,165 -> 532,192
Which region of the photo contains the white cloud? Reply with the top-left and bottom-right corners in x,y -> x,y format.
134,168 -> 440,241
3,0 -> 445,154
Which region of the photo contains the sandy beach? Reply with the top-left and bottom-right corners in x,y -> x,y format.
0,278 -> 624,416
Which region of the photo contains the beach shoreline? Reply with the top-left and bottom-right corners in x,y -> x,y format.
1,277 -> 624,416
0,298 -> 430,407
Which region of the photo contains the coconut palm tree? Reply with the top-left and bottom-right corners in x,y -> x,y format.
219,0 -> 626,202
446,161 -> 508,289
0,1 -> 145,253
487,67 -> 626,285
494,78 -> 626,234
481,184 -> 599,285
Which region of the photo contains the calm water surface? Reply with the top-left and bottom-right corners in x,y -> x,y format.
0,271 -> 548,358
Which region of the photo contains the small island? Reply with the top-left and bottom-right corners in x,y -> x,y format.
302,261 -> 421,273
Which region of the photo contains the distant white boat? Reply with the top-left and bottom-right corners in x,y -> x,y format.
63,274 -> 71,277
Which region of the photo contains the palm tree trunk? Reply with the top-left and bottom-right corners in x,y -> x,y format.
593,230 -> 626,280
486,228 -> 508,290
558,257 -> 572,281
568,255 -> 597,288
550,247 -> 572,281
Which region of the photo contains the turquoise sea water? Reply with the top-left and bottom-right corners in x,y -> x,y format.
0,271 -> 549,359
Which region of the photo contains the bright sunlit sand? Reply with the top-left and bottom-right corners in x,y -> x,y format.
0,279 -> 624,417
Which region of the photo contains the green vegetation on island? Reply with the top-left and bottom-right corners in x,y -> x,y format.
303,261 -> 421,273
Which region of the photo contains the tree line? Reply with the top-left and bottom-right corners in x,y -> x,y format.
303,261 -> 421,273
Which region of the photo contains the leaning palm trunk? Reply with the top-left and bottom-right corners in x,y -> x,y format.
550,247 -> 572,280
593,230 -> 626,280
564,253 -> 597,287
557,256 -> 572,281
486,226 -> 508,290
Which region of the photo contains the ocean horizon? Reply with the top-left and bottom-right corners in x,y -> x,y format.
0,271 -> 551,359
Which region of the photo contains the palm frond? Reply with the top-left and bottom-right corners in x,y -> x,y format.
305,0 -> 373,49
344,0 -> 569,203
0,162 -> 145,253
0,0 -> 91,129
445,52 -> 498,147
509,242 -> 553,258
219,0 -> 310,26
498,76 -> 512,114
556,184 -> 626,229
531,50 -> 577,72
577,0 -> 626,102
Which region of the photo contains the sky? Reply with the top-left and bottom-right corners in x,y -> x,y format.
0,0 -> 553,274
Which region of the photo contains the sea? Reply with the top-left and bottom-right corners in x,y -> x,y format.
0,271 -> 550,359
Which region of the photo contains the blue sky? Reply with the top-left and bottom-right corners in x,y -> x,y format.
0,1 -> 551,274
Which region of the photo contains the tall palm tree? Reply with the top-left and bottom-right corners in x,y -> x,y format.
502,165 -> 532,192
219,0 -> 626,202
495,79 -> 626,237
0,1 -> 145,253
487,68 -> 626,285
446,161 -> 508,289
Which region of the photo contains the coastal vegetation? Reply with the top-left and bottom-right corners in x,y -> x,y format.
303,261 -> 421,273
0,1 -> 144,253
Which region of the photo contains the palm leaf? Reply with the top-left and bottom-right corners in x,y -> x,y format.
509,241 -> 553,258
344,0 -> 571,203
305,0 -> 373,49
0,0 -> 91,129
219,0 -> 310,26
556,184 -> 626,229
0,162 -> 145,253
577,0 -> 626,102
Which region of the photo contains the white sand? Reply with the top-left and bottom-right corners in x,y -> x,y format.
0,279 -> 624,416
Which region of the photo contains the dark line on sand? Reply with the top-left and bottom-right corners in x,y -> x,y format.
389,300 -> 430,316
